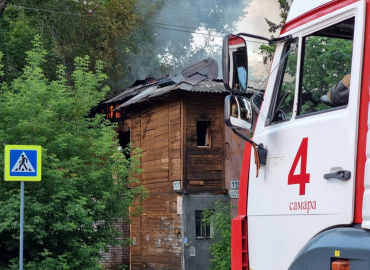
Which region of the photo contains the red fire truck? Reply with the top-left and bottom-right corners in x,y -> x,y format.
223,1 -> 370,270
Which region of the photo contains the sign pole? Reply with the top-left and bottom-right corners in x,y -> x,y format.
4,145 -> 42,270
19,181 -> 24,270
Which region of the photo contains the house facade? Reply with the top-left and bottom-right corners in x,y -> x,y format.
97,58 -> 245,269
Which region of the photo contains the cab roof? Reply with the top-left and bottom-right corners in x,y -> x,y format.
287,0 -> 333,22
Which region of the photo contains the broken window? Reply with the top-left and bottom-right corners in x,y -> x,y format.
197,121 -> 211,147
118,130 -> 131,159
102,104 -> 121,121
195,210 -> 213,239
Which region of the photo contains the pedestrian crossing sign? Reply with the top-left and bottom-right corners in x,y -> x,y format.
4,145 -> 42,181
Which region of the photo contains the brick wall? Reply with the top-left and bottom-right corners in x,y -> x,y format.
101,218 -> 130,269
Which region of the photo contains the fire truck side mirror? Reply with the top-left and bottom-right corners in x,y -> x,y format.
222,34 -> 248,93
225,95 -> 255,131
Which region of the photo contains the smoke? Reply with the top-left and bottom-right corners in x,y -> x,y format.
237,0 -> 281,89
120,0 -> 281,89
153,0 -> 253,76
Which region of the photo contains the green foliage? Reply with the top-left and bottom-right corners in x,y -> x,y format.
203,200 -> 233,270
0,0 -> 159,94
264,0 -> 290,33
0,8 -> 39,84
1,0 -> 249,95
299,37 -> 352,114
150,0 -> 250,71
278,36 -> 352,115
0,51 -> 4,79
259,0 -> 291,65
0,36 -> 146,269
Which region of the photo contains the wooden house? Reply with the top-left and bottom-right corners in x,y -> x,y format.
96,58 -> 244,270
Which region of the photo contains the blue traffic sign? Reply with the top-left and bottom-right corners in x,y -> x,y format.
4,145 -> 42,181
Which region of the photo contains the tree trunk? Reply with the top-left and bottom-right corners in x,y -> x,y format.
0,0 -> 8,21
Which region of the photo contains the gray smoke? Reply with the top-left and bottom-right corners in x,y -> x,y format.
118,0 -> 283,91
118,0 -> 252,89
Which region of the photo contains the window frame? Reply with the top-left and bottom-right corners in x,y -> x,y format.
196,120 -> 212,148
296,19 -> 354,117
232,49 -> 248,92
266,38 -> 299,126
265,11 -> 363,127
195,210 -> 213,240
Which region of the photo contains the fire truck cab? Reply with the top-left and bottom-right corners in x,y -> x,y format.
223,1 -> 370,270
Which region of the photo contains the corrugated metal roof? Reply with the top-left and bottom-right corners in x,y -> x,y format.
182,73 -> 207,85
149,84 -> 176,98
191,80 -> 228,93
121,84 -> 177,107
101,57 -> 229,111
121,85 -> 157,107
102,77 -> 174,105
115,79 -> 228,109
181,58 -> 218,80
102,83 -> 146,104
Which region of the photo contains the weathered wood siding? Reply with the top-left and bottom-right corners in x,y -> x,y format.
111,92 -> 226,269
184,93 -> 225,190
129,97 -> 182,270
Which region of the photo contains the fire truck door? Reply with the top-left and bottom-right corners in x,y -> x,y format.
246,2 -> 365,270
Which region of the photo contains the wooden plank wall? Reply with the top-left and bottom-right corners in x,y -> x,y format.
128,97 -> 182,270
185,93 -> 225,190
129,112 -> 143,269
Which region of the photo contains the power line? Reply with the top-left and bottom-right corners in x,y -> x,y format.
3,4 -> 269,44
5,4 -> 225,37
5,4 -> 218,32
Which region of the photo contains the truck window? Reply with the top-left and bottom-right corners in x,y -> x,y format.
268,39 -> 298,124
298,18 -> 354,116
232,49 -> 248,92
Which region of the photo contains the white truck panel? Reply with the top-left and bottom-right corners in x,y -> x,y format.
361,108 -> 370,228
287,0 -> 333,23
248,215 -> 348,270
247,2 -> 365,269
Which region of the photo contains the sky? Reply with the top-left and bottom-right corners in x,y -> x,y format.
238,0 -> 281,78
191,0 -> 281,84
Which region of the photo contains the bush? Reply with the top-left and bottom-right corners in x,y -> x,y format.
203,200 -> 233,270
0,36 -> 146,270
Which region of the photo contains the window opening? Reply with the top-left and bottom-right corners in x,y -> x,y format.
267,39 -> 298,125
298,18 -> 354,115
197,121 -> 211,147
232,49 -> 248,92
118,130 -> 131,159
103,104 -> 121,121
195,210 -> 213,239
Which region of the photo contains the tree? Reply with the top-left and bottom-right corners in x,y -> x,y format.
0,36 -> 146,269
1,0 -> 250,95
0,0 -> 163,94
203,200 -> 233,270
299,36 -> 352,114
259,0 -> 291,65
149,0 -> 251,71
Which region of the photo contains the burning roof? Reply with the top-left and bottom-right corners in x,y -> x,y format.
99,58 -> 229,111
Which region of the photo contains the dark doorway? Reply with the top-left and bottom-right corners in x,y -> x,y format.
118,130 -> 131,158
